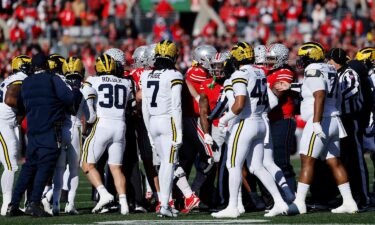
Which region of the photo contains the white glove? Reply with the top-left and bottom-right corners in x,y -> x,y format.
204,133 -> 214,145
212,150 -> 221,163
218,118 -> 228,133
313,122 -> 326,139
172,134 -> 183,149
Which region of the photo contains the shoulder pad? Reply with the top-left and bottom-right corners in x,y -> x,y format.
305,69 -> 323,78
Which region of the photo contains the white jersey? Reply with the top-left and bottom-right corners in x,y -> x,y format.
300,63 -> 340,121
82,75 -> 133,121
230,65 -> 268,119
0,72 -> 27,124
140,69 -> 183,117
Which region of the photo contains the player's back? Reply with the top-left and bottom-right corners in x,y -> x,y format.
231,65 -> 268,119
301,63 -> 340,121
141,69 -> 183,117
85,75 -> 132,121
0,72 -> 27,123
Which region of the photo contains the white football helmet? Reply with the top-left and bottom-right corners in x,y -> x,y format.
144,44 -> 157,68
254,45 -> 267,65
267,43 -> 289,69
104,48 -> 125,66
132,45 -> 148,69
193,45 -> 217,70
209,51 -> 230,78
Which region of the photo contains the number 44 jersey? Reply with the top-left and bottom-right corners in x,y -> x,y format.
140,69 -> 183,116
230,65 -> 268,119
301,63 -> 341,121
82,75 -> 134,121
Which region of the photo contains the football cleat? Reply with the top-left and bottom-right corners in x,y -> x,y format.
180,193 -> 200,214
120,203 -> 129,215
64,203 -> 79,215
159,206 -> 178,218
264,202 -> 288,217
211,207 -> 240,218
91,193 -> 114,214
331,201 -> 358,214
41,197 -> 52,215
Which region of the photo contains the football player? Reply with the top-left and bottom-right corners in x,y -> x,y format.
284,42 -> 358,214
212,42 -> 288,218
81,54 -> 133,215
0,55 -> 31,215
141,40 -> 183,217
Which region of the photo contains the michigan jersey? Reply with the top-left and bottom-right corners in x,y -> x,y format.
301,63 -> 340,121
230,65 -> 268,119
141,69 -> 184,116
0,72 -> 27,123
82,75 -> 133,121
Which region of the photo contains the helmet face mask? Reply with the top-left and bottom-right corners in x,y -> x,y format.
193,45 -> 217,70
208,51 -> 230,79
11,55 -> 31,75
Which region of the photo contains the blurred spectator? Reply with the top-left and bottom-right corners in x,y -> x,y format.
341,12 -> 356,35
9,22 -> 26,44
153,17 -> 169,42
72,0 -> 86,25
311,3 -> 326,30
286,1 -> 303,34
155,0 -> 174,18
59,1 -> 76,27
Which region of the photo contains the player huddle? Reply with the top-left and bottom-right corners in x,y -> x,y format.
0,40 -> 374,218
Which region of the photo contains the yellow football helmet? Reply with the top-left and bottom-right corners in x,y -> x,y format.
63,57 -> 85,78
11,55 -> 31,74
48,54 -> 66,74
155,40 -> 178,62
355,47 -> 375,67
230,42 -> 254,64
95,54 -> 116,75
297,42 -> 325,68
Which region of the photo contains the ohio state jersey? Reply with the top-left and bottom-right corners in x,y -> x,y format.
130,68 -> 144,90
185,66 -> 208,92
200,78 -> 223,126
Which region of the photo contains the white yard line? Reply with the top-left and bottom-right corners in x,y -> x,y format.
95,220 -> 269,225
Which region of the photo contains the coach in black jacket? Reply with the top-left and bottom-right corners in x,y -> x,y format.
7,53 -> 82,217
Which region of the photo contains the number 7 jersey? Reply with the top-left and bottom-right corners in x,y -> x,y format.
300,63 -> 341,121
140,69 -> 183,116
82,75 -> 133,121
230,65 -> 268,119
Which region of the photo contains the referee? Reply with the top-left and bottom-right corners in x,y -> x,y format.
327,48 -> 370,209
7,53 -> 82,217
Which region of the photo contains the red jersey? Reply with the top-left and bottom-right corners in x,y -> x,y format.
267,67 -> 296,123
200,78 -> 223,126
129,68 -> 144,90
185,66 -> 208,92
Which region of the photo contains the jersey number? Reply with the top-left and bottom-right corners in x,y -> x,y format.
327,72 -> 338,98
147,81 -> 159,107
98,84 -> 126,109
251,78 -> 268,105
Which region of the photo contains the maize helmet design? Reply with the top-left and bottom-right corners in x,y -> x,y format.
254,45 -> 267,65
132,46 -> 148,68
95,54 -> 116,76
192,45 -> 217,70
48,54 -> 66,74
297,42 -> 325,68
63,56 -> 85,79
155,40 -> 178,63
209,51 -> 230,78
145,44 -> 157,68
355,47 -> 375,68
267,43 -> 289,69
11,55 -> 31,75
104,48 -> 126,66
230,42 -> 254,65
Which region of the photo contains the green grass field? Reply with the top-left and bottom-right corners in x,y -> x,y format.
0,156 -> 374,225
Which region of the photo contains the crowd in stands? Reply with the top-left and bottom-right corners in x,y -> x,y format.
0,0 -> 373,79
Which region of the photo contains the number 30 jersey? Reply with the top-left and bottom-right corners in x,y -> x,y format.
230,65 -> 268,119
140,69 -> 183,116
82,75 -> 133,121
301,63 -> 341,121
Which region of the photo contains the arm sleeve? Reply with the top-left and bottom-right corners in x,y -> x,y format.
83,98 -> 97,124
305,77 -> 326,93
52,75 -> 74,106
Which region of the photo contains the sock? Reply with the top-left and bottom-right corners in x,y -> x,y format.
237,186 -> 243,207
158,162 -> 174,207
228,167 -> 241,208
68,168 -> 79,205
295,182 -> 310,203
96,185 -> 110,197
176,176 -> 193,198
62,168 -> 70,191
253,167 -> 285,204
1,170 -> 15,206
338,182 -> 355,204
43,185 -> 52,196
119,194 -> 128,206
45,189 -> 53,202
156,192 -> 161,202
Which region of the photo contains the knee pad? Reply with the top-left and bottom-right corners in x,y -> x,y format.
174,166 -> 186,178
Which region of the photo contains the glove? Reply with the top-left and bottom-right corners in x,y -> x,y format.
172,133 -> 182,149
212,150 -> 221,163
313,122 -> 326,139
204,133 -> 214,145
218,118 -> 228,133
